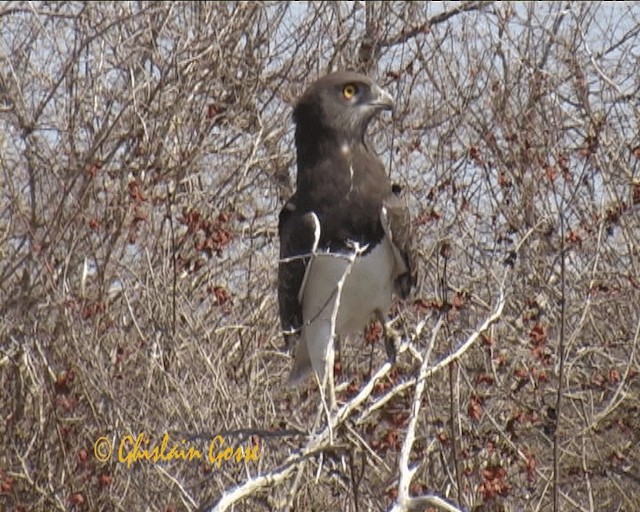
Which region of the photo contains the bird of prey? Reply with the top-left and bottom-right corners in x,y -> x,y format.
277,71 -> 415,388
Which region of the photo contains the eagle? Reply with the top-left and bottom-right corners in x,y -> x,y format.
278,71 -> 415,386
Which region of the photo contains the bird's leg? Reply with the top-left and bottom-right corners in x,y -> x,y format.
376,310 -> 401,365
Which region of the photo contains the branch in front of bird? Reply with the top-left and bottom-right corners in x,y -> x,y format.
278,244 -> 370,264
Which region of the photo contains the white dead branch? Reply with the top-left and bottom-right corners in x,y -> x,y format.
389,275 -> 507,512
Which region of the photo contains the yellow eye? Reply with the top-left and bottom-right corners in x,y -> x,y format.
342,84 -> 358,100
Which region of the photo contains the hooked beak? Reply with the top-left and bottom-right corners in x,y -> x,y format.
370,84 -> 395,113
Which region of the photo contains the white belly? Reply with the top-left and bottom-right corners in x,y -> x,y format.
299,237 -> 400,379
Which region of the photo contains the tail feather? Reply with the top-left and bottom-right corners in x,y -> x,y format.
287,336 -> 313,386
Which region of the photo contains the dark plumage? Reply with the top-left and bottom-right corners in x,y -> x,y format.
278,71 -> 415,384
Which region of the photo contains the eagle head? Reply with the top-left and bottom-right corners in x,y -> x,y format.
293,71 -> 394,145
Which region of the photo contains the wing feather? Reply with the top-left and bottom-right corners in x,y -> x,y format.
381,184 -> 416,298
277,198 -> 318,351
